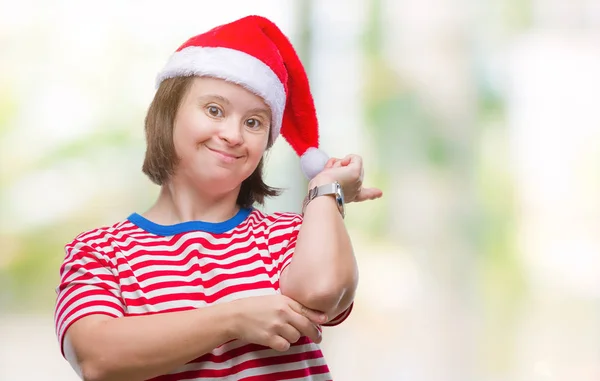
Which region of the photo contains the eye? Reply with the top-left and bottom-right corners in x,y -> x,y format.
206,105 -> 223,117
245,118 -> 262,129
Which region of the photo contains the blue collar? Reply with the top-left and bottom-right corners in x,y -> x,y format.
127,208 -> 253,236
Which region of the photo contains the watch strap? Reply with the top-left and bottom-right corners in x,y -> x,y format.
301,182 -> 344,217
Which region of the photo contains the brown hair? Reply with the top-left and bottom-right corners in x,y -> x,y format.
142,76 -> 281,208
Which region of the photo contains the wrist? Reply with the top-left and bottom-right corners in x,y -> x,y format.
215,301 -> 241,342
308,174 -> 336,190
303,179 -> 346,218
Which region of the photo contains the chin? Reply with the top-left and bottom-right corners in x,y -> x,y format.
197,168 -> 248,190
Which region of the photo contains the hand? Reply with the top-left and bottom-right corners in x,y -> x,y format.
230,294 -> 327,352
311,154 -> 383,203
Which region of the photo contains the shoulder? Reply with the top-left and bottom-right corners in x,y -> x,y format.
245,210 -> 303,247
64,217 -> 139,259
71,218 -> 134,245
247,208 -> 303,229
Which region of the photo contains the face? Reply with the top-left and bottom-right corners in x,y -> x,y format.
172,76 -> 271,192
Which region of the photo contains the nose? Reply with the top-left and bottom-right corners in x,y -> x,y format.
218,119 -> 244,146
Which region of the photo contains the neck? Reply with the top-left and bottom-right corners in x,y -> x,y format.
143,178 -> 242,225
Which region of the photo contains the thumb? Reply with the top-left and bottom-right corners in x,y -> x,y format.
290,301 -> 328,324
353,187 -> 384,202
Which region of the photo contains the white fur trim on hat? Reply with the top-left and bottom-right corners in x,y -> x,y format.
156,46 -> 287,141
300,147 -> 329,179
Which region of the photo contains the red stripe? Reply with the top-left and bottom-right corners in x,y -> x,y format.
59,254 -> 105,273
149,348 -> 324,380
122,280 -> 275,307
93,219 -> 273,250
96,233 -> 262,259
55,287 -> 123,323
72,224 -> 135,243
187,337 -> 314,365
57,298 -> 124,327
120,245 -> 271,271
119,270 -> 279,298
116,250 -> 276,281
241,365 -> 330,381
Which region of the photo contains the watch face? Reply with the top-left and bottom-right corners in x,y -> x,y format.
334,182 -> 345,217
336,182 -> 344,201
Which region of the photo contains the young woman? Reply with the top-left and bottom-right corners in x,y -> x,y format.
54,15 -> 382,381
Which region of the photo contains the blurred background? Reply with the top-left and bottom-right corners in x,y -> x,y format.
1,0 -> 599,380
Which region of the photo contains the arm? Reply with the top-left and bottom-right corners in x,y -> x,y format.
280,188 -> 358,320
55,240 -> 234,381
65,305 -> 235,381
279,155 -> 382,321
57,240 -> 325,381
65,296 -> 326,381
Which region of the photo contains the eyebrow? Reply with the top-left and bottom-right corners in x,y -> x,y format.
199,94 -> 231,104
247,107 -> 271,118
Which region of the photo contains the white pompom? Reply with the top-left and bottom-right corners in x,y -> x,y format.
300,147 -> 329,179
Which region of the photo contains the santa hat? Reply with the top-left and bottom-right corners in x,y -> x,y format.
155,15 -> 329,180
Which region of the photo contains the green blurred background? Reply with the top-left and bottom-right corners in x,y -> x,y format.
1,0 -> 599,380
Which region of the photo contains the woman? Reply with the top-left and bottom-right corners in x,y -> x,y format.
54,15 -> 382,381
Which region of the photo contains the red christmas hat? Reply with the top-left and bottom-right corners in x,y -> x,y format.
156,15 -> 329,180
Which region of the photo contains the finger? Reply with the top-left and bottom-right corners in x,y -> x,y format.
276,324 -> 302,345
340,156 -> 352,166
353,187 -> 384,202
289,301 -> 327,325
299,304 -> 328,325
341,155 -> 364,180
288,313 -> 323,344
269,336 -> 292,352
354,188 -> 383,202
344,154 -> 361,166
325,158 -> 338,169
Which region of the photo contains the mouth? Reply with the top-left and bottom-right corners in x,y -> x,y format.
205,146 -> 243,162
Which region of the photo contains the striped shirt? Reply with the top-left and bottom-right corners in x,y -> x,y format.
54,208 -> 352,380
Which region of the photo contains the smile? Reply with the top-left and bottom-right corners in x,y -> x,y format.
206,146 -> 242,162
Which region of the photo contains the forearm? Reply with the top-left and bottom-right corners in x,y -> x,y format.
67,303 -> 235,381
280,194 -> 358,317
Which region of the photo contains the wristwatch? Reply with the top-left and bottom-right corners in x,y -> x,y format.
302,181 -> 345,218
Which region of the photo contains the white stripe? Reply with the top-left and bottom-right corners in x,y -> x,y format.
64,240 -> 118,270
87,222 -> 268,247
58,304 -> 123,339
116,231 -> 269,261
267,241 -> 289,255
56,284 -> 110,314
212,286 -> 277,304
56,287 -> 122,323
83,230 -> 166,247
122,243 -> 270,270
62,263 -> 119,288
63,240 -> 91,262
156,46 -> 286,140
173,342 -> 320,373
119,258 -> 277,289
120,270 -> 274,300
236,356 -> 327,380
122,247 -> 265,275
125,287 -> 276,314
269,225 -> 300,240
126,299 -> 206,314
